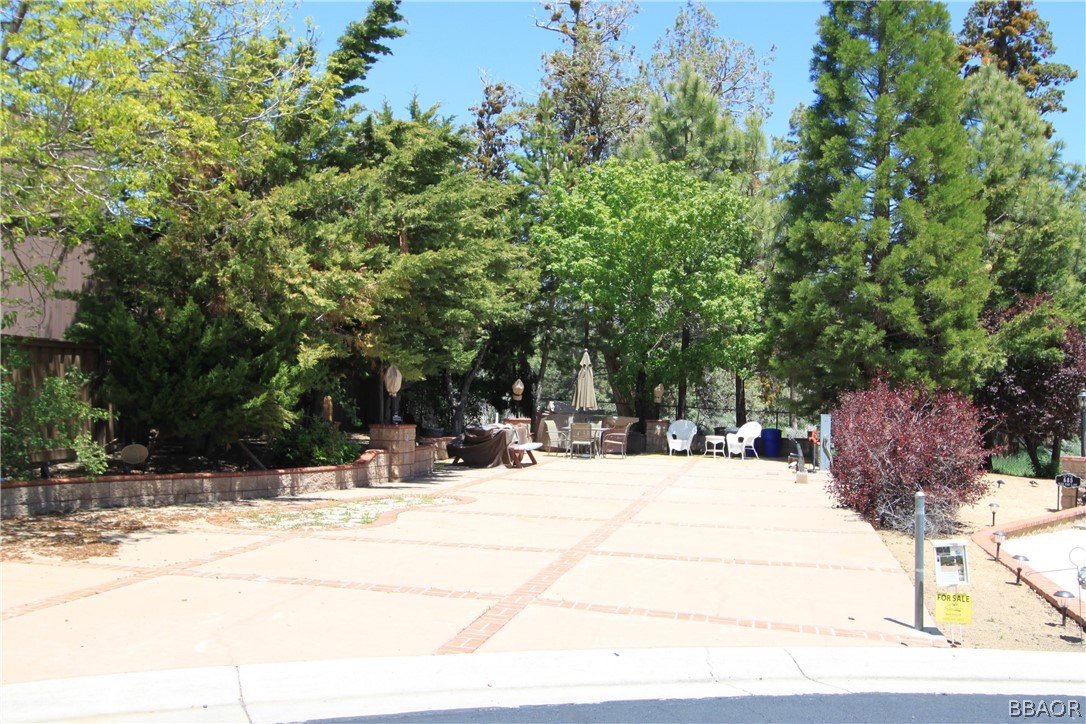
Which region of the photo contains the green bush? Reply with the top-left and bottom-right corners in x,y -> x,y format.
990,449 -> 1050,478
1,351 -> 110,480
270,417 -> 357,468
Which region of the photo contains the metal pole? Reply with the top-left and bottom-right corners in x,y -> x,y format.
1080,404 -> 1085,457
914,490 -> 925,631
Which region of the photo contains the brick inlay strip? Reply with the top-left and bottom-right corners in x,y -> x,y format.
434,459 -> 700,655
529,597 -> 946,648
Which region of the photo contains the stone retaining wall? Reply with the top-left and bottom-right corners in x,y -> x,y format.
1,433 -> 436,517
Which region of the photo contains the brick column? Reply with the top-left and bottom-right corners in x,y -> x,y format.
1062,455 -> 1086,477
369,424 -> 417,480
646,420 -> 670,454
1061,455 -> 1085,509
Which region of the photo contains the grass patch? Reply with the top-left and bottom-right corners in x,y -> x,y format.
234,495 -> 452,530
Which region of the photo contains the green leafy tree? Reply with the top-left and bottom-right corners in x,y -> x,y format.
965,66 -> 1086,472
356,105 -> 534,431
1,0 -> 330,327
68,1 -> 402,446
326,0 -> 405,101
976,297 -> 1086,476
644,1 -> 775,119
959,0 -> 1078,119
533,0 -> 643,164
467,82 -> 517,182
625,64 -> 733,179
533,159 -> 758,420
625,66 -> 780,421
768,1 -> 989,416
964,65 -> 1082,309
1,350 -> 109,479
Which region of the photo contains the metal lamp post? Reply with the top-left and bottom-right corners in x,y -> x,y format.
989,502 -> 999,527
512,378 -> 524,418
384,365 -> 402,424
1079,389 -> 1086,457
653,384 -> 664,420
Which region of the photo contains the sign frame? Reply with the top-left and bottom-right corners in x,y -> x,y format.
931,538 -> 971,587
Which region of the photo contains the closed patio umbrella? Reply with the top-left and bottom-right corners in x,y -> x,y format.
572,349 -> 597,411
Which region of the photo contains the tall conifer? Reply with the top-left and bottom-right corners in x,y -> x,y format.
768,1 -> 988,414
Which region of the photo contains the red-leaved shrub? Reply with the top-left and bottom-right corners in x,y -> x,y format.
829,379 -> 989,533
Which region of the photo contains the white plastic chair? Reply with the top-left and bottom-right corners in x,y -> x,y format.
727,422 -> 762,459
667,420 -> 697,455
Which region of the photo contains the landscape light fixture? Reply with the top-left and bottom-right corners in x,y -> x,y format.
1079,390 -> 1086,456
996,479 -> 1005,488
653,384 -> 665,419
512,378 -> 524,417
989,502 -> 999,527
1054,590 -> 1075,626
991,531 -> 1006,561
384,365 -> 403,423
1012,554 -> 1030,585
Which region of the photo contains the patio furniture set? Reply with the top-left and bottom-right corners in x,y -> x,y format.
542,417 -> 638,459
669,420 -> 762,459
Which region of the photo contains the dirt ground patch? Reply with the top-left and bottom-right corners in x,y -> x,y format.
0,495 -> 450,562
877,472 -> 1085,652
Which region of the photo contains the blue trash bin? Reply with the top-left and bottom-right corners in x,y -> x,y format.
761,428 -> 782,457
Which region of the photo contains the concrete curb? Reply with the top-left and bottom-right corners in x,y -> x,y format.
3,647 -> 1084,723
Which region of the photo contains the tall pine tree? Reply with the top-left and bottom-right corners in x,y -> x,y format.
768,1 -> 988,415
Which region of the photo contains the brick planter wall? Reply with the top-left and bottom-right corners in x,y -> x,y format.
1,438 -> 437,517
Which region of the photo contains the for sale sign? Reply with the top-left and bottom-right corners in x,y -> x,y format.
935,592 -> 973,624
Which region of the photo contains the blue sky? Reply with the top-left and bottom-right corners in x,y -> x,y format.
288,1 -> 1086,165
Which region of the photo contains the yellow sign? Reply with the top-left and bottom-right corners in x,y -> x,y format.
935,592 -> 973,624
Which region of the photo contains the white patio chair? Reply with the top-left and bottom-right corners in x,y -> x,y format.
727,422 -> 762,459
667,420 -> 697,456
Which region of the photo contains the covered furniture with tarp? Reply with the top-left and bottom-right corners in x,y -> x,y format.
448,426 -> 514,468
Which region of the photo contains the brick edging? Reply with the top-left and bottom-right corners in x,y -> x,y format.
970,507 -> 1086,629
1,443 -> 441,516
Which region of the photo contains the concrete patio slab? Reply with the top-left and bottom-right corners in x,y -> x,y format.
463,478 -> 653,500
192,537 -> 556,595
443,490 -> 627,519
631,499 -> 871,530
320,508 -> 601,549
597,522 -> 903,569
539,555 -> 920,638
477,604 -> 889,652
2,451 -> 945,700
80,530 -> 271,568
2,575 -> 491,684
1,561 -> 136,609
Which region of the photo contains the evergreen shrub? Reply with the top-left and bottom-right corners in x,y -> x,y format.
829,378 -> 989,533
270,418 -> 357,468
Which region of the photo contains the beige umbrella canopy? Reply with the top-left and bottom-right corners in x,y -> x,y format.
572,349 -> 597,411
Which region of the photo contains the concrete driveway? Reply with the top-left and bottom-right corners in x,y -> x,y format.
1,453 -> 941,686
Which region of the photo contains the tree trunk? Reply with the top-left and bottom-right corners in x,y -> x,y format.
676,325 -> 691,419
1024,435 -> 1043,477
735,373 -> 747,426
449,339 -> 490,435
534,299 -> 555,409
1050,437 -> 1063,476
603,349 -> 635,416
